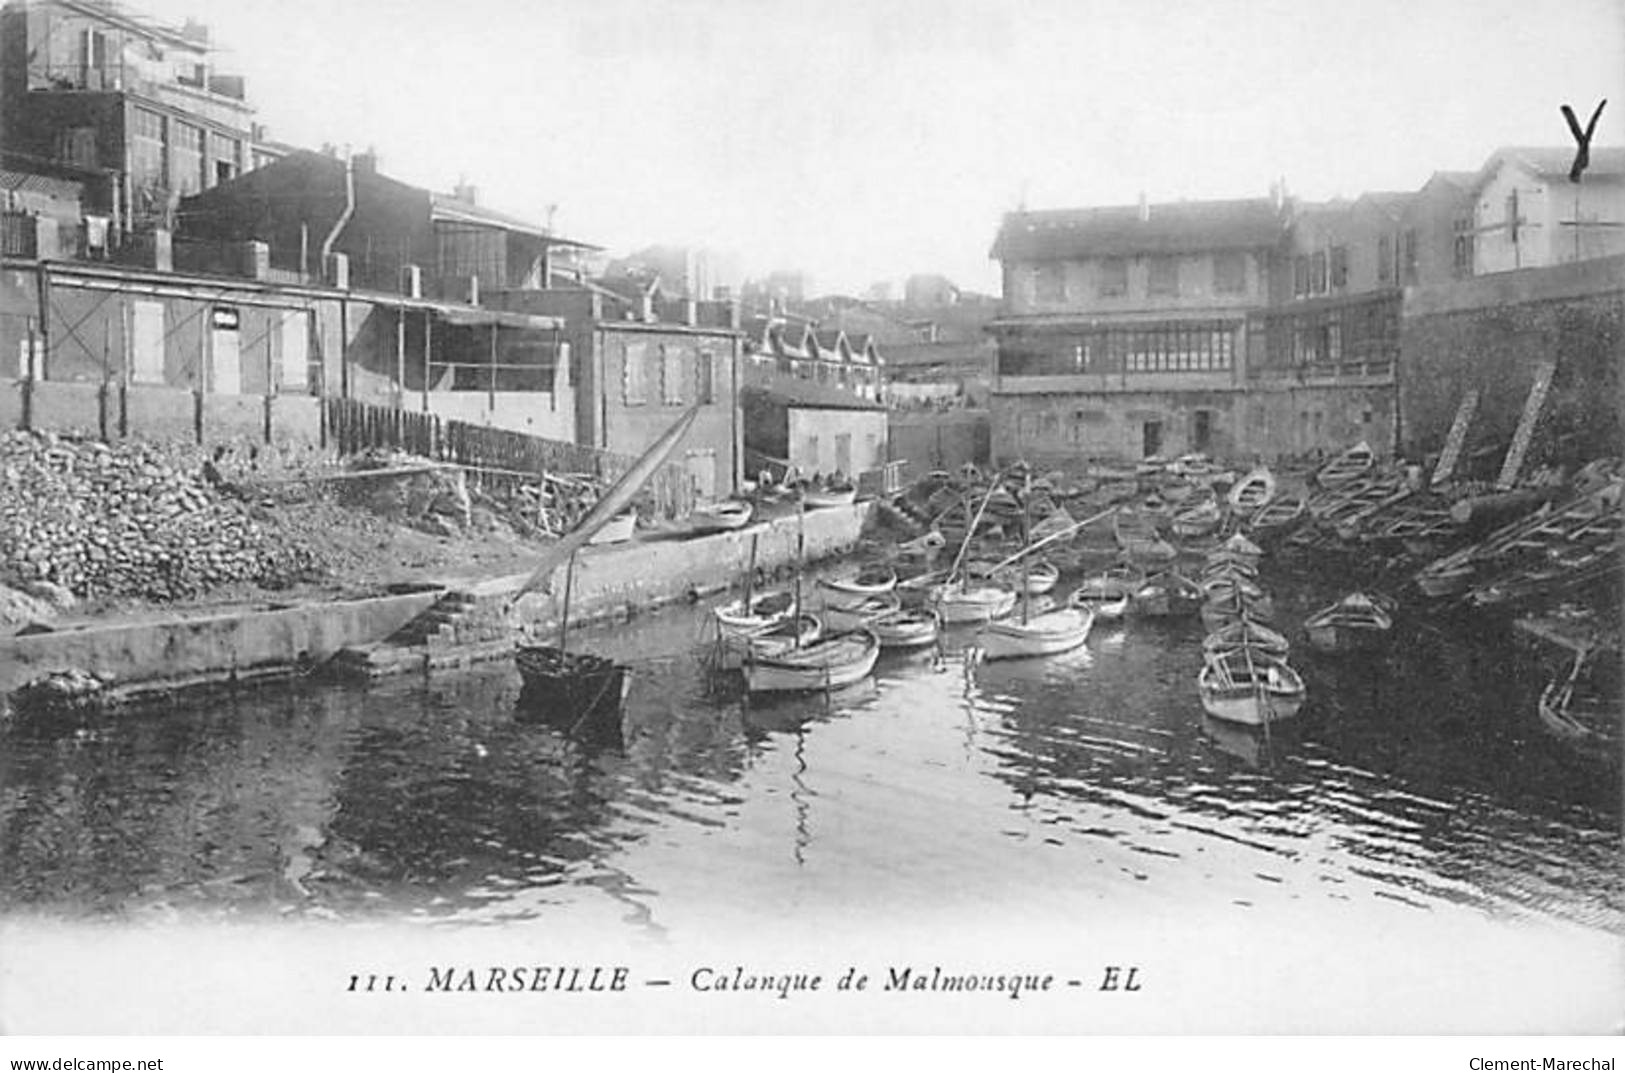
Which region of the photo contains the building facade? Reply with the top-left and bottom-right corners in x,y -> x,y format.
741,380 -> 888,484
1471,147 -> 1625,275
987,196 -> 1288,464
0,0 -> 256,242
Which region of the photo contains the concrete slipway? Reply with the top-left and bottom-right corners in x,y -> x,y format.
0,503 -> 871,708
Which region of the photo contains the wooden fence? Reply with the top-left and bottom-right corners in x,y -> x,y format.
323,397 -> 697,520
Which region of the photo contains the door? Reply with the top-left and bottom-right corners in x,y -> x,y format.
834,432 -> 852,477
209,308 -> 241,395
131,300 -> 165,384
278,310 -> 309,391
1141,420 -> 1162,458
1192,410 -> 1212,454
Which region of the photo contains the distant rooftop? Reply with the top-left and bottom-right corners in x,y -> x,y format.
991,197 -> 1289,261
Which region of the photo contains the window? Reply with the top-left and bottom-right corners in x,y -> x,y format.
207,131 -> 240,187
697,349 -> 715,404
1452,218 -> 1474,276
623,341 -> 648,404
1098,257 -> 1128,297
1147,256 -> 1179,298
660,344 -> 683,404
1310,251 -> 1328,294
170,121 -> 204,196
1330,246 -> 1348,289
1036,263 -> 1065,304
1214,252 -> 1246,295
1293,255 -> 1310,297
129,108 -> 165,190
1377,236 -> 1393,285
1403,229 -> 1418,283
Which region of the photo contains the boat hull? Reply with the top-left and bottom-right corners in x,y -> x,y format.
1198,654 -> 1306,726
979,608 -> 1093,660
1304,623 -> 1387,653
586,512 -> 637,546
804,488 -> 857,509
871,610 -> 941,649
743,631 -> 880,692
933,586 -> 1017,624
515,646 -> 632,724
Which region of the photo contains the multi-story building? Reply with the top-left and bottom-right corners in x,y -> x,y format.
0,0 -> 257,241
987,195 -> 1289,463
1470,147 -> 1625,275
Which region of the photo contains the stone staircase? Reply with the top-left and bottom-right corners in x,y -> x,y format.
328,589 -> 516,680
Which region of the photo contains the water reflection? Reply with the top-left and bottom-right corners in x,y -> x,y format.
0,566 -> 1619,939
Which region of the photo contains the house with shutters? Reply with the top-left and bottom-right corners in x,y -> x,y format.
1469,147 -> 1625,275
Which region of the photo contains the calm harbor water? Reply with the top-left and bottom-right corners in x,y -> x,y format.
1,556 -> 1620,1031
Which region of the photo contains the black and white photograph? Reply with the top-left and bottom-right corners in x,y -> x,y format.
0,0 -> 1621,1053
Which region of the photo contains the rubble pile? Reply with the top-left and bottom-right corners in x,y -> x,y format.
0,431 -> 325,602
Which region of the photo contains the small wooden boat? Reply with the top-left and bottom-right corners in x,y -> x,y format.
716,613 -> 822,670
689,499 -> 754,534
1201,590 -> 1275,633
1131,571 -> 1203,617
516,647 -> 632,721
1199,572 -> 1269,603
1317,441 -> 1376,487
1202,618 -> 1291,660
744,629 -> 880,693
823,591 -> 903,632
1210,532 -> 1263,566
932,583 -> 1018,625
818,564 -> 898,609
870,608 -> 941,649
713,589 -> 797,636
1200,557 -> 1258,583
1198,649 -> 1306,726
804,482 -> 858,509
1249,494 -> 1306,535
1113,509 -> 1178,563
586,510 -> 637,545
1068,586 -> 1129,621
1074,564 -> 1144,599
1171,499 -> 1223,539
1303,592 -> 1393,653
999,593 -> 1057,618
1001,559 -> 1059,595
1415,561 -> 1475,599
979,606 -> 1094,660
1537,654 -> 1621,763
1226,467 -> 1277,515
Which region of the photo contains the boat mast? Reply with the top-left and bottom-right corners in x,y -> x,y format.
793,491 -> 806,648
557,549 -> 578,656
1021,470 -> 1032,625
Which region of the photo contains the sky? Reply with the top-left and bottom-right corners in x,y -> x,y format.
135,0 -> 1625,296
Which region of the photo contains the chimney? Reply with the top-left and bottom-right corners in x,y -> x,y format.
353,148 -> 379,175
1137,192 -> 1150,222
181,18 -> 210,43
453,177 -> 478,206
1271,177 -> 1287,212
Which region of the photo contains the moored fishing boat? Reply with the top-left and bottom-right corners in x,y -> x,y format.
1201,588 -> 1274,633
804,481 -> 858,509
714,613 -> 823,670
818,564 -> 898,609
1303,592 -> 1393,653
1202,618 -> 1291,660
1171,498 -> 1223,538
1002,558 -> 1059,595
1249,494 -> 1305,536
1317,441 -> 1376,487
1198,649 -> 1307,726
713,589 -> 797,636
515,647 -> 632,724
823,591 -> 903,632
688,499 -> 754,534
870,608 -> 941,649
1068,585 -> 1130,621
932,583 -> 1018,625
586,510 -> 637,545
514,405 -> 705,728
1131,570 -> 1203,617
1226,467 -> 1277,515
1113,508 -> 1178,563
979,605 -> 1094,660
743,629 -> 880,693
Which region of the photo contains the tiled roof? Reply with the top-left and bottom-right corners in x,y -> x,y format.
991,197 -> 1288,260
